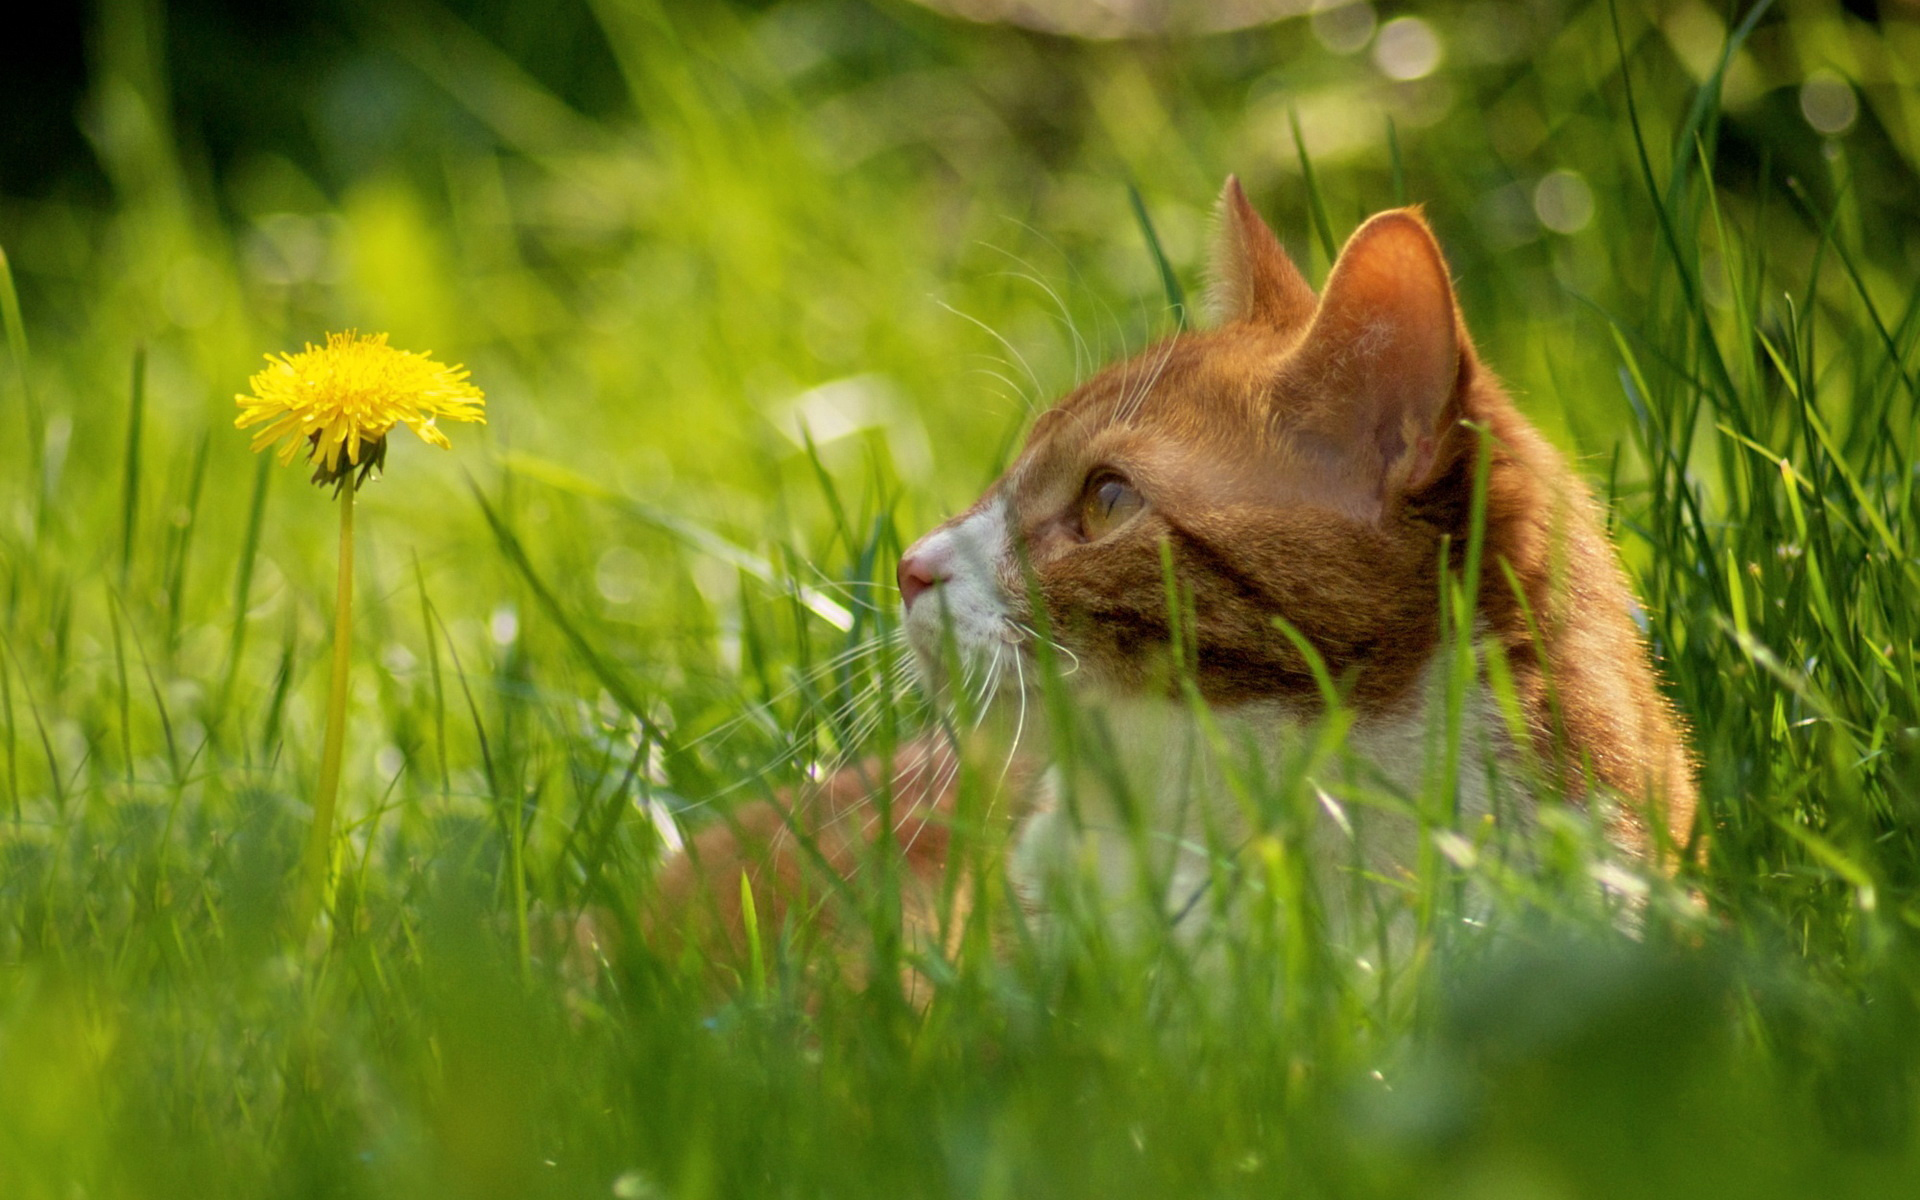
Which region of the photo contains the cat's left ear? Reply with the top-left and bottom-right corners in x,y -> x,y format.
1204,176 -> 1316,331
1283,208 -> 1466,507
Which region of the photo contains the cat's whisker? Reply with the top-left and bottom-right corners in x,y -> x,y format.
822,685 -> 887,744
981,229 -> 1075,379
670,745 -> 806,818
667,630 -> 935,829
763,703 -> 900,855
1113,326 -> 1167,427
1113,328 -> 1180,431
860,740 -> 946,846
998,645 -> 1030,796
818,656 -> 933,759
892,774 -> 950,866
929,659 -> 977,739
827,724 -> 954,848
803,677 -> 924,774
992,220 -> 1129,388
829,711 -> 888,776
969,643 -> 1005,725
988,266 -> 1091,386
757,632 -> 893,689
676,636 -> 895,753
955,651 -> 990,727
962,360 -> 1043,416
1008,619 -> 1080,676
796,566 -> 898,616
1048,401 -> 1108,443
936,298 -> 1044,410
894,741 -> 963,865
979,235 -> 1093,384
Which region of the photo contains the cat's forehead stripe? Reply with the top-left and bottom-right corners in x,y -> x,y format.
1012,335 -> 1288,481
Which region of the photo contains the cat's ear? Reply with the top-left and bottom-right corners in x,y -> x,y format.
1284,208 -> 1464,506
1204,176 -> 1316,330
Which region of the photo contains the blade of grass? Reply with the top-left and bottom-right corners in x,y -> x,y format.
2,635 -> 65,814
0,243 -> 43,525
164,431 -> 210,657
121,346 -> 147,581
415,554 -> 451,797
218,454 -> 273,718
0,637 -> 14,820
470,476 -> 668,743
1126,180 -> 1186,327
1386,117 -> 1406,207
503,453 -> 854,631
259,611 -> 299,762
1290,108 -> 1339,267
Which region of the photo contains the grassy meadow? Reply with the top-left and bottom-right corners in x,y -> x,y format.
3,0 -> 1920,1195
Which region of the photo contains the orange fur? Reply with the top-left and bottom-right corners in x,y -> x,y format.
651,178 -> 1696,973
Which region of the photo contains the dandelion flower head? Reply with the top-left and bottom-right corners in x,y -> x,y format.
235,331 -> 486,477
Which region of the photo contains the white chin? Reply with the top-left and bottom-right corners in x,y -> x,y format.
905,602 -> 1017,693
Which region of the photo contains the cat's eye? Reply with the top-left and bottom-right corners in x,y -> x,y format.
1079,474 -> 1144,540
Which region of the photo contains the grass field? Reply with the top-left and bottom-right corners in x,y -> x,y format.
3,0 -> 1920,1195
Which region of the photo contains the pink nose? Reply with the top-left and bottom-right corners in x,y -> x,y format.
897,548 -> 947,611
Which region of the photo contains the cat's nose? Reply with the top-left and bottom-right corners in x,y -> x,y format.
897,546 -> 949,612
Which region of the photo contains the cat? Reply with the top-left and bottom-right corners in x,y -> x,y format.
649,177 -> 1696,969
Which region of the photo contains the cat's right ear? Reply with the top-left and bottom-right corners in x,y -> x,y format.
1204,176 -> 1316,331
1282,208 -> 1463,510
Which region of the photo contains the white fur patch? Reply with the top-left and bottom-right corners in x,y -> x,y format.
902,496 -> 1014,681
1004,656 -> 1514,944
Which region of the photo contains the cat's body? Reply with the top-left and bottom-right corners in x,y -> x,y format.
655,180 -> 1694,962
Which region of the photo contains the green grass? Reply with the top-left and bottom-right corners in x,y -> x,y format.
3,0 -> 1920,1195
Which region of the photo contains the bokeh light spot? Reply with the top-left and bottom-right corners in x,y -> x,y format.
490,605 -> 520,646
1373,17 -> 1442,81
1533,170 -> 1595,235
1312,0 -> 1376,54
1800,70 -> 1858,136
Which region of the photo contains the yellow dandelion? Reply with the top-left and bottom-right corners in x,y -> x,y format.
235,331 -> 485,485
236,331 -> 487,933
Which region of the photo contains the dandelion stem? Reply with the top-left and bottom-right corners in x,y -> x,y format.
302,481 -> 355,926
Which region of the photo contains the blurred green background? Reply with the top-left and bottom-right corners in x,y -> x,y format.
4,1 -> 1920,1196
9,0 -> 1915,545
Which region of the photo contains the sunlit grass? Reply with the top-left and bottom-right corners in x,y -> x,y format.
1,1 -> 1919,1195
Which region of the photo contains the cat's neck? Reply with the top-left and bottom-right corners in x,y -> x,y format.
1462,385 -> 1697,857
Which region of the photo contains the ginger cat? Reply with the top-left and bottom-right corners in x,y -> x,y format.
653,178 -> 1696,965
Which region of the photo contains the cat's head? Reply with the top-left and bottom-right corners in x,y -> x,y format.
899,178 -> 1502,711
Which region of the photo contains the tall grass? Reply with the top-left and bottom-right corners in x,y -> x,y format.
1,0 -> 1918,1195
